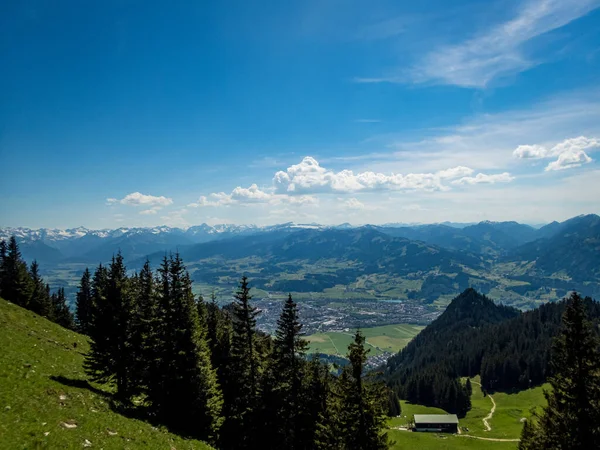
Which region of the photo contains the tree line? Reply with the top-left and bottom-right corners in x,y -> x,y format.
0,237 -> 74,329
385,288 -> 600,416
76,252 -> 394,449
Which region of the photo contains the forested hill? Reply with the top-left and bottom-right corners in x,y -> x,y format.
385,289 -> 600,414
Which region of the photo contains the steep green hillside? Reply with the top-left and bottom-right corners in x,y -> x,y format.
0,297 -> 212,450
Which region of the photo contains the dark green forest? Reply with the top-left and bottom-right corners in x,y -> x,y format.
385,289 -> 600,417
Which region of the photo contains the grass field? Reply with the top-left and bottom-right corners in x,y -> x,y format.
386,377 -> 548,449
306,323 -> 424,356
0,298 -> 212,450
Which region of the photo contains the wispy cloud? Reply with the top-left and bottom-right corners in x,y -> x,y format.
357,0 -> 600,87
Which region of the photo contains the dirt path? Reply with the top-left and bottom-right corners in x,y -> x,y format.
471,380 -> 495,432
458,435 -> 520,442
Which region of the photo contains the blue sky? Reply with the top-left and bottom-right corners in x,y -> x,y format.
1,0 -> 600,228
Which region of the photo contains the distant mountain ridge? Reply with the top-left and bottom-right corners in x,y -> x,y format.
2,215 -> 599,307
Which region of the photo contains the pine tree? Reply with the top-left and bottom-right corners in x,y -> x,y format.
303,355 -> 333,449
50,287 -> 75,329
339,330 -> 390,450
519,293 -> 600,450
0,237 -> 32,307
129,260 -> 159,394
149,254 -> 223,444
267,294 -> 309,449
84,255 -> 136,401
223,276 -> 263,449
75,268 -> 93,334
0,239 -> 7,294
28,260 -> 51,317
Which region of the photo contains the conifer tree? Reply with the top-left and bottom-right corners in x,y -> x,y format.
75,268 -> 93,334
224,276 -> 263,449
519,293 -> 600,450
50,287 -> 75,329
341,330 -> 390,450
84,256 -> 135,401
266,294 -> 309,449
129,260 -> 159,393
149,254 -> 224,444
302,355 -> 333,449
0,239 -> 7,293
1,237 -> 32,307
29,260 -> 52,317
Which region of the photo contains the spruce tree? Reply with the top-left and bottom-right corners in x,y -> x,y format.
50,287 -> 75,329
340,330 -> 390,450
0,239 -> 7,294
223,276 -> 263,449
75,268 -> 93,334
129,260 -> 159,394
1,237 -> 32,307
150,254 -> 223,443
519,293 -> 600,450
267,294 -> 309,449
303,355 -> 333,449
84,256 -> 136,401
29,260 -> 52,317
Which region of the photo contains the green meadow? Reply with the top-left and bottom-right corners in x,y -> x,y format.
306,323 -> 425,356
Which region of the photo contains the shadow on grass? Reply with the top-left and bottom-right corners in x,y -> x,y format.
50,375 -> 109,397
49,375 -> 202,442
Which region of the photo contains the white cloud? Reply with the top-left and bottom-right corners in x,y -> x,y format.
344,198 -> 366,210
106,192 -> 173,209
451,172 -> 515,185
360,0 -> 600,87
436,166 -> 474,179
513,136 -> 598,171
188,184 -> 318,208
139,208 -> 158,215
273,157 -> 502,194
513,144 -> 548,159
545,150 -> 593,171
160,209 -> 189,227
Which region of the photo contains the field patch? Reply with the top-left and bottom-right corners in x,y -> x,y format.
306,323 -> 423,356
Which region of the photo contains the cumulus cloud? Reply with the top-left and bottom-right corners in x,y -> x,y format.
513,136 -> 598,171
188,183 -> 318,208
512,144 -> 548,159
451,172 -> 515,185
106,192 -> 173,209
545,151 -> 593,171
273,157 -> 503,194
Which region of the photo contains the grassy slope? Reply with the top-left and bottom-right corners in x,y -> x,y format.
0,298 -> 212,450
307,324 -> 424,356
388,377 -> 548,450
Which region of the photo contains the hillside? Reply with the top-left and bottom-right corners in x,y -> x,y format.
0,297 -> 212,450
386,289 -> 600,399
510,214 -> 600,281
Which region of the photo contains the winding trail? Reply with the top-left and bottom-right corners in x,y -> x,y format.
458,435 -> 520,442
471,381 -> 495,432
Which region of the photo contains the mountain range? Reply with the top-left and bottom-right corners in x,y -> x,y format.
2,214 -> 599,308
